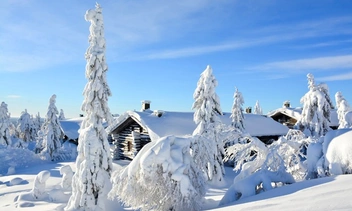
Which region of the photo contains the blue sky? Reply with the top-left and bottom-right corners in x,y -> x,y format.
1,0 -> 352,118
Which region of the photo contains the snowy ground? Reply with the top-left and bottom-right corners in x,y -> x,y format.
1,157 -> 352,211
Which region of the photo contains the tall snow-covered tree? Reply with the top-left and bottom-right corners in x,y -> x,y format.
0,102 -> 12,146
41,94 -> 63,160
191,65 -> 225,183
230,87 -> 245,132
254,100 -> 263,115
16,109 -> 34,146
59,109 -> 66,120
335,91 -> 352,128
296,73 -> 331,137
66,4 -> 113,211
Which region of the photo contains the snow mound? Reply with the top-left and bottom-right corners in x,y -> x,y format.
326,130 -> 352,175
0,146 -> 47,175
10,177 -> 26,186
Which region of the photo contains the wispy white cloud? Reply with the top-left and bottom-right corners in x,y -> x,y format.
290,39 -> 352,49
7,95 -> 21,99
316,72 -> 352,81
2,1 -> 352,71
122,16 -> 352,61
255,54 -> 352,72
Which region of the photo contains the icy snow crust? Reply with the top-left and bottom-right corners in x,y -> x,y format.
109,111 -> 289,142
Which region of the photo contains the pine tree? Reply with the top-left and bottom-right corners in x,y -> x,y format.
335,91 -> 352,129
16,109 -> 33,147
34,112 -> 42,133
66,3 -> 113,211
59,109 -> 66,120
0,102 -> 11,146
41,94 -> 63,160
230,87 -> 245,132
191,65 -> 225,183
296,73 -> 331,137
254,100 -> 263,115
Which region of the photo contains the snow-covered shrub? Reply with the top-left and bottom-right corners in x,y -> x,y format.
270,130 -> 309,181
191,65 -> 225,183
220,151 -> 295,206
109,135 -> 206,211
60,165 -> 73,190
224,134 -> 268,175
31,170 -> 51,200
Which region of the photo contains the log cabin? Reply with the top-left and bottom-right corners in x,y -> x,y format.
106,101 -> 289,160
267,101 -> 339,129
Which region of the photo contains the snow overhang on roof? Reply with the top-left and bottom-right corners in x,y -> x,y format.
107,110 -> 289,142
267,107 -> 339,127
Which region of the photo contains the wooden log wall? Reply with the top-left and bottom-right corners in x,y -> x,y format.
111,122 -> 151,160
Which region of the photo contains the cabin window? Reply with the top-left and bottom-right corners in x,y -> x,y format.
127,141 -> 133,152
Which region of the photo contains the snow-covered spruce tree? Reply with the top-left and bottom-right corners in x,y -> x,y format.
335,91 -> 352,129
230,87 -> 245,132
254,100 -> 263,115
66,3 -> 113,211
191,65 -> 225,183
295,73 -> 332,137
59,109 -> 66,120
30,115 -> 39,143
109,136 -> 206,211
0,102 -> 12,146
16,109 -> 33,148
41,94 -> 64,160
33,112 -> 42,136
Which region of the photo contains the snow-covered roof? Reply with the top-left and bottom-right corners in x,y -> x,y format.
107,110 -> 289,142
59,117 -> 84,139
267,107 -> 339,127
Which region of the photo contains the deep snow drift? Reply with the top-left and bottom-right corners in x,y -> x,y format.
1,148 -> 352,211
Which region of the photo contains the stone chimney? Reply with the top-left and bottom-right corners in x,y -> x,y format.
246,107 -> 252,113
283,100 -> 290,108
141,100 -> 151,111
